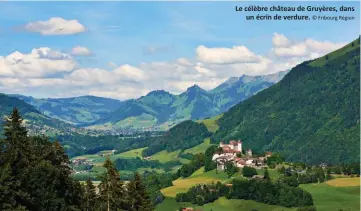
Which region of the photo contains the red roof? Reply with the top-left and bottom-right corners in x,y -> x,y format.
223,149 -> 238,153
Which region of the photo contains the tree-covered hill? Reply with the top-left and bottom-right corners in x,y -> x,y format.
0,94 -> 72,135
11,94 -> 123,125
142,120 -> 211,156
212,37 -> 360,164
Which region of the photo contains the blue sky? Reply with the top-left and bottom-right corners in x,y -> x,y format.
0,1 -> 359,99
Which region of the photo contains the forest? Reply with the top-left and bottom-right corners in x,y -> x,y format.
142,120 -> 211,156
0,108 -> 154,211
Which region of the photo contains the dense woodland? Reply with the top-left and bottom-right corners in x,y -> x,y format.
142,120 -> 211,156
212,38 -> 360,164
0,109 -> 153,211
114,157 -> 181,172
56,133 -> 158,158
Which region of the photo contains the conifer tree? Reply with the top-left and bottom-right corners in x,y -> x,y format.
0,108 -> 33,210
83,178 -> 98,211
98,157 -> 125,211
126,172 -> 154,211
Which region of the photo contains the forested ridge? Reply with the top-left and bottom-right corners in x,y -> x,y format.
212,37 -> 360,164
142,120 -> 211,156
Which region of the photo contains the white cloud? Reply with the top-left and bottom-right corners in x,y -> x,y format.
271,33 -> 345,58
0,47 -> 76,78
272,33 -> 292,47
113,64 -> 146,81
71,46 -> 92,56
196,45 -> 261,64
25,17 -> 86,35
0,33 -> 346,100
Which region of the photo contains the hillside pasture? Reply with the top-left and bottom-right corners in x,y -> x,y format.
325,177 -> 360,187
161,169 -> 229,197
300,182 -> 360,211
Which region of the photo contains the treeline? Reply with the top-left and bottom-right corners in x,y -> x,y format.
228,179 -> 314,208
277,163 -> 360,186
175,182 -> 229,205
57,133 -> 154,157
0,108 -> 154,211
176,179 -> 314,209
114,157 -> 181,172
142,120 -> 211,157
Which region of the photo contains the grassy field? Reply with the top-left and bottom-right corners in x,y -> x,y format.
197,114 -> 223,133
151,150 -> 189,163
161,169 -> 229,197
300,178 -> 360,211
156,197 -> 296,211
111,147 -> 147,159
325,177 -> 360,187
184,138 -> 212,155
256,168 -> 281,182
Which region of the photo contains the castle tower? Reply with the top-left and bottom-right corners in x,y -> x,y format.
237,140 -> 242,152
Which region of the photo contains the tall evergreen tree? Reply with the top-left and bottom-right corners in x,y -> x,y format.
0,109 -> 83,211
83,178 -> 98,211
98,157 -> 125,211
0,108 -> 33,210
126,172 -> 154,211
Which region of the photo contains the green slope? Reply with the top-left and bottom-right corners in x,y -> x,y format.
212,37 -> 360,164
0,93 -> 72,135
11,95 -> 122,125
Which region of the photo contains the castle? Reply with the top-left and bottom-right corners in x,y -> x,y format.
212,140 -> 261,170
219,140 -> 242,154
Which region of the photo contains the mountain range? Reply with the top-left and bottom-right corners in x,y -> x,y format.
9,71 -> 287,131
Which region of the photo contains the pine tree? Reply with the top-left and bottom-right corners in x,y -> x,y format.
0,108 -> 33,210
126,172 -> 154,211
98,157 -> 125,211
83,178 -> 98,211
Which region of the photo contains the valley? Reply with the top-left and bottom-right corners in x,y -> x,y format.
1,37 -> 360,211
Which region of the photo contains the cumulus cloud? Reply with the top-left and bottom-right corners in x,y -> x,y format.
271,33 -> 345,59
0,33 -> 346,100
0,47 -> 76,78
71,46 -> 92,56
196,45 -> 262,64
272,33 -> 292,47
25,17 -> 86,35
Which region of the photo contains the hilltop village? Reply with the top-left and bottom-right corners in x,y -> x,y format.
212,140 -> 272,170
